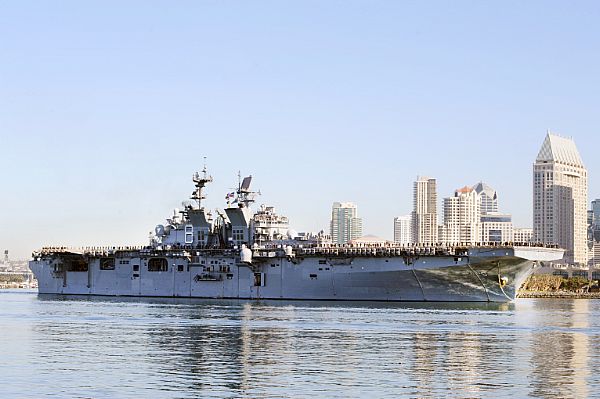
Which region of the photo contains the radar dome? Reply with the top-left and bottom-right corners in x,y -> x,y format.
240,244 -> 252,264
287,229 -> 298,239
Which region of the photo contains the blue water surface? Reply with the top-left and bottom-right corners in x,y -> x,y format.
0,290 -> 598,399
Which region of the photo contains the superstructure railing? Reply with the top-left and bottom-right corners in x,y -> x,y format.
34,241 -> 560,259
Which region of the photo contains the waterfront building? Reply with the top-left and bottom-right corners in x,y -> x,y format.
330,202 -> 363,244
587,200 -> 600,266
480,213 -> 513,243
473,182 -> 513,243
473,182 -> 498,215
589,200 -> 600,242
514,228 -> 534,243
412,177 -> 438,244
591,200 -> 600,228
533,133 -> 588,264
437,182 -> 514,245
0,250 -> 9,272
588,240 -> 600,267
393,215 -> 412,245
440,186 -> 480,245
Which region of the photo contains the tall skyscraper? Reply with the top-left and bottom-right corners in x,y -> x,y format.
533,133 -> 588,264
393,215 -> 412,245
472,181 -> 513,243
473,182 -> 498,215
591,199 -> 600,230
412,177 -> 437,244
440,186 -> 481,244
588,200 -> 600,266
330,202 -> 362,244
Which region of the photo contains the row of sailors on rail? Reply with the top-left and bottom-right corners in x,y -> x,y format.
37,241 -> 559,256
259,241 -> 559,249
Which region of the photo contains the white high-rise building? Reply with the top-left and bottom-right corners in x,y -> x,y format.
440,186 -> 481,245
533,133 -> 588,264
591,199 -> 600,229
393,215 -> 412,245
412,177 -> 438,244
330,202 -> 362,244
473,182 -> 498,215
589,241 -> 600,267
473,182 -> 513,243
589,200 -> 600,266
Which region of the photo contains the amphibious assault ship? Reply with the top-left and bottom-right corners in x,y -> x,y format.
30,167 -> 563,302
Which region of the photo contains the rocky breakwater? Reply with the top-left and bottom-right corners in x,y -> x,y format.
519,275 -> 600,299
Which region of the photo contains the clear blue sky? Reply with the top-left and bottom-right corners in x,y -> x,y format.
1,1 -> 600,259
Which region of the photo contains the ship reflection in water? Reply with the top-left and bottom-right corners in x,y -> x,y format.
1,292 -> 599,399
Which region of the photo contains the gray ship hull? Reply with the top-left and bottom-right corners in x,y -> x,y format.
30,246 -> 561,302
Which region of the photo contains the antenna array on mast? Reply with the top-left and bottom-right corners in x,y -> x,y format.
191,157 -> 213,209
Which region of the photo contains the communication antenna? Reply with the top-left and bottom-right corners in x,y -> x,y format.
191,157 -> 213,209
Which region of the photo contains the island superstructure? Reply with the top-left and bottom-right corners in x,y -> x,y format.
30,166 -> 564,302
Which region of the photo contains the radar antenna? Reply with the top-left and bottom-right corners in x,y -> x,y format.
234,172 -> 259,208
191,157 -> 213,209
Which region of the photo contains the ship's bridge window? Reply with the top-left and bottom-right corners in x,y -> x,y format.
148,258 -> 168,272
232,228 -> 244,242
100,258 -> 115,270
185,225 -> 193,244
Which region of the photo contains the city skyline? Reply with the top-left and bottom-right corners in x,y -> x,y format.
2,2 -> 600,258
6,131 -> 592,259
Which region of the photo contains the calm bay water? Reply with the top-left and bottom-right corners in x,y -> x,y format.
1,290 -> 599,399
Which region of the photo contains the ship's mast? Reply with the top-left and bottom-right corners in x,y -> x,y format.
236,172 -> 258,208
191,157 -> 213,209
